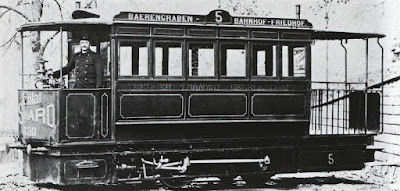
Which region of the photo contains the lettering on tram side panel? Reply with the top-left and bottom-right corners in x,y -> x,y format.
114,10 -> 313,28
115,12 -> 203,23
233,17 -> 307,28
18,91 -> 58,140
127,13 -> 196,23
127,83 -> 304,91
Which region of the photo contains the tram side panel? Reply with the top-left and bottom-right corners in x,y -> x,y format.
115,91 -> 310,140
18,90 -> 60,144
18,89 -> 112,144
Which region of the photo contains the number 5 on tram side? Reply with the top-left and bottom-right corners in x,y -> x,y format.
11,9 -> 385,188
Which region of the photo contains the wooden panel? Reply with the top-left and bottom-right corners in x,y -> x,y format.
18,90 -> 59,142
101,93 -> 109,138
117,26 -> 150,35
382,123 -> 400,134
251,31 -> 278,39
374,141 -> 400,156
383,115 -> 400,125
280,31 -> 309,39
187,28 -> 216,36
64,159 -> 107,179
383,105 -> 400,114
251,93 -> 306,116
349,92 -> 380,131
154,28 -> 184,36
220,29 -> 248,37
188,93 -> 247,117
119,94 -> 184,119
375,151 -> 400,162
66,93 -> 96,139
299,150 -> 363,170
375,133 -> 400,146
383,96 -> 400,105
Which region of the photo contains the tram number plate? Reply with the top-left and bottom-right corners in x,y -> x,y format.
299,150 -> 363,169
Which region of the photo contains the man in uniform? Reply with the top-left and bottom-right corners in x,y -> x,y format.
53,35 -> 103,88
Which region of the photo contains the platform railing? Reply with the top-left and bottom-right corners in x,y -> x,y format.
309,82 -> 382,135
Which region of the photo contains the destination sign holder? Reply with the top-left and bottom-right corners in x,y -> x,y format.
113,9 -> 313,29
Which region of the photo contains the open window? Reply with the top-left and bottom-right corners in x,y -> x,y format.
282,45 -> 306,77
154,41 -> 183,77
118,40 -> 149,77
66,35 -> 111,87
220,43 -> 247,77
188,42 -> 215,77
252,44 -> 277,77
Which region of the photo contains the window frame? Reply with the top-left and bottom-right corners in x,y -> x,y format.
219,41 -> 249,80
186,40 -> 218,80
153,39 -> 185,80
250,42 -> 279,81
279,42 -> 310,81
117,38 -> 151,80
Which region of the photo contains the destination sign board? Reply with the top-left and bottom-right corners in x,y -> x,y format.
114,9 -> 313,28
18,90 -> 58,141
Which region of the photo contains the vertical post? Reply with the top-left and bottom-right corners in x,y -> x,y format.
340,40 -> 348,133
162,46 -> 169,75
191,46 -> 199,76
60,27 -> 63,87
75,1 -> 81,9
296,5 -> 301,19
288,47 -> 294,76
364,38 -> 369,133
377,38 -> 384,132
21,31 -> 24,88
110,37 -> 116,141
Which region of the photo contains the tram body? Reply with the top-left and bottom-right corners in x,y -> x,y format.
14,9 -> 384,186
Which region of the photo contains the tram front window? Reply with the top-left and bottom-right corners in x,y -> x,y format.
253,44 -> 276,77
188,43 -> 215,77
221,43 -> 246,77
282,45 -> 306,77
155,42 -> 183,77
119,41 -> 149,76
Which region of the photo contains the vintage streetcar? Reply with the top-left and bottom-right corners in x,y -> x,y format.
10,8 -> 385,188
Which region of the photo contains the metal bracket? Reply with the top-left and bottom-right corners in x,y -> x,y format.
141,155 -> 271,173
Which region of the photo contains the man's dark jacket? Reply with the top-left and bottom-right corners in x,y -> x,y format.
54,50 -> 103,88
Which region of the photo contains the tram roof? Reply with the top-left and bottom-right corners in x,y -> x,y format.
17,19 -> 111,32
17,10 -> 385,40
313,30 -> 385,40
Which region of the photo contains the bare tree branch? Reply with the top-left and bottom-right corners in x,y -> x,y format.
39,30 -> 60,58
0,9 -> 11,18
51,0 -> 64,19
0,5 -> 31,21
85,0 -> 97,9
0,32 -> 18,48
0,32 -> 18,56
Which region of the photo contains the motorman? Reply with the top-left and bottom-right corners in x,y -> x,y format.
53,35 -> 103,88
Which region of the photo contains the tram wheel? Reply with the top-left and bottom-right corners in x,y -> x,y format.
160,177 -> 192,189
159,171 -> 192,189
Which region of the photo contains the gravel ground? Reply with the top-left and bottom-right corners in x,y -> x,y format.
0,158 -> 398,191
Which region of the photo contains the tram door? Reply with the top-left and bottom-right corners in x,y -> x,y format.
59,34 -> 112,141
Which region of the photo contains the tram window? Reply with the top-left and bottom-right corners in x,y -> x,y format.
100,41 -> 111,76
282,45 -> 306,77
188,43 -> 215,77
119,41 -> 149,76
252,44 -> 276,77
221,43 -> 246,77
155,42 -> 183,77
